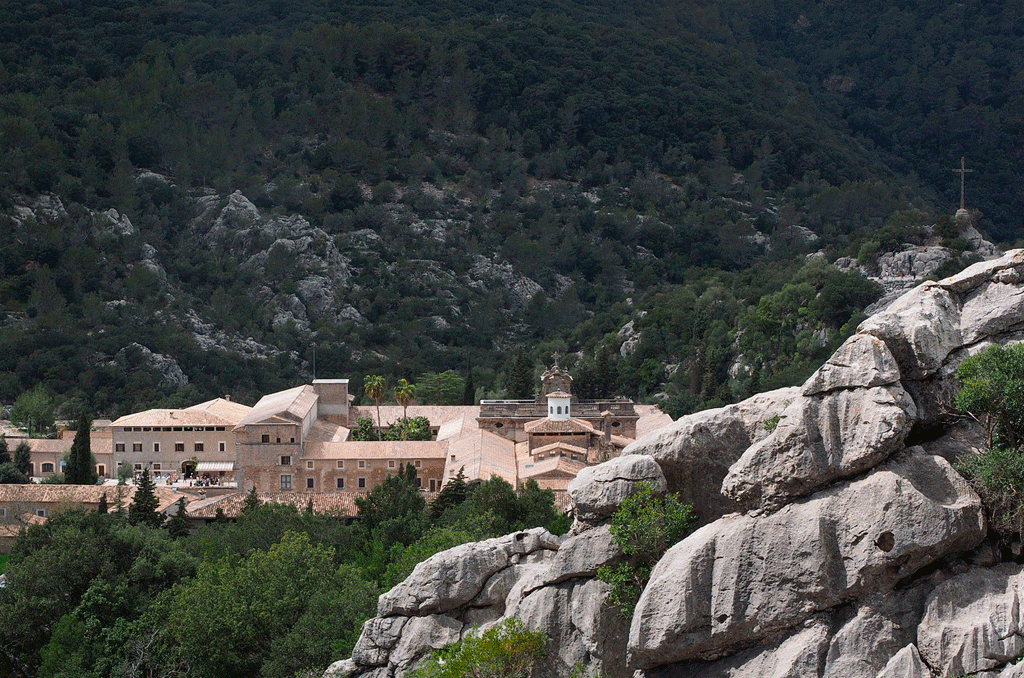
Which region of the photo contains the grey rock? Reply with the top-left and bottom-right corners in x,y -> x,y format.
388,615 -> 462,669
960,280 -> 1024,345
802,334 -> 901,396
117,342 -> 188,388
937,249 -> 1024,295
822,592 -> 924,678
876,245 -> 951,280
918,563 -> 1024,676
351,617 -> 407,667
568,455 -> 666,524
859,282 -> 963,380
377,528 -> 558,616
623,388 -> 799,523
629,451 -> 985,669
323,659 -> 358,678
874,645 -> 930,678
722,384 -> 915,508
640,616 -> 832,678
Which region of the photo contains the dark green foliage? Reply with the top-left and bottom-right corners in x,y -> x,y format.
14,443 -> 32,477
506,350 -> 535,400
382,416 -> 432,441
955,344 -> 1024,449
64,413 -> 97,485
597,482 -> 694,619
10,385 -> 54,437
348,416 -> 377,441
417,371 -> 465,405
165,498 -> 191,538
431,466 -> 469,521
128,469 -> 161,527
97,493 -> 107,514
0,436 -> 8,464
242,485 -> 261,513
956,445 -> 1024,553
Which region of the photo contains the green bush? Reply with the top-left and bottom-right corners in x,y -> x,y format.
597,482 -> 694,619
409,618 -> 547,678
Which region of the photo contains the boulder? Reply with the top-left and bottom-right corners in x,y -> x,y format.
722,384 -> 915,508
801,334 -> 901,396
624,387 -> 799,523
917,563 -> 1024,676
387,615 -> 462,669
858,283 -> 962,380
821,590 -> 926,678
351,617 -> 407,667
960,280 -> 1024,345
628,450 -> 985,669
378,528 -> 559,616
568,455 -> 667,524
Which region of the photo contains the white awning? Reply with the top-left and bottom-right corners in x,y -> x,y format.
196,461 -> 235,472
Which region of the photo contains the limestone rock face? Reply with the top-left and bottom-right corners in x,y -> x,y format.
917,563 -> 1024,676
722,383 -> 915,508
567,454 -> 667,524
629,450 -> 984,668
332,250 -> 1024,678
624,387 -> 799,522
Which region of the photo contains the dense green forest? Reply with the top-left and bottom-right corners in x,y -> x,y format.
0,0 -> 1016,419
0,469 -> 566,678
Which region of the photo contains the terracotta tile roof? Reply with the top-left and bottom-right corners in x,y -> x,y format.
349,405 -> 480,427
111,408 -> 240,428
436,416 -> 479,441
519,455 -> 587,480
24,438 -> 72,454
185,491 -> 364,518
523,418 -> 596,434
635,404 -> 674,439
185,398 -> 253,424
531,442 -> 589,458
0,484 -> 180,513
304,440 -> 448,460
237,385 -> 318,427
305,419 -> 350,443
444,429 -> 517,486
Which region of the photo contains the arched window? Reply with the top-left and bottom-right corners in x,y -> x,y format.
556,406 -> 562,414
41,462 -> 55,473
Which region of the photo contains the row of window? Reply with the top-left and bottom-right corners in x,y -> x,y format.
260,435 -> 297,443
279,475 -> 438,491
115,442 -> 227,453
122,426 -> 227,432
279,457 -> 423,469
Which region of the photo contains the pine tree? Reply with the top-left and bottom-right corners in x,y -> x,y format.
165,497 -> 191,538
431,466 -> 469,521
65,413 -> 97,485
129,468 -> 162,527
98,492 -> 108,514
0,435 -> 9,465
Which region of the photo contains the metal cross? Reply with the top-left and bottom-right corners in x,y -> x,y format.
952,156 -> 974,210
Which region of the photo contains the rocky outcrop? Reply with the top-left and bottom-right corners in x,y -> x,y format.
333,250 -> 1024,678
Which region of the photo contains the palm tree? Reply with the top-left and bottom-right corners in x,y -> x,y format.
363,375 -> 386,441
394,379 -> 415,439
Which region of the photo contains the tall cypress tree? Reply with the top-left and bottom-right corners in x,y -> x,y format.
507,349 -> 535,400
463,358 -> 476,405
14,441 -> 32,477
65,413 -> 97,485
0,435 -> 9,465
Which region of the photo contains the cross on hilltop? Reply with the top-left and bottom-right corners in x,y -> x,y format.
952,156 -> 974,211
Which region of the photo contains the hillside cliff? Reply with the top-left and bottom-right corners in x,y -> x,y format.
331,249 -> 1024,677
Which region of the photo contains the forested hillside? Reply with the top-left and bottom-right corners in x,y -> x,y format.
0,0 -> 1014,419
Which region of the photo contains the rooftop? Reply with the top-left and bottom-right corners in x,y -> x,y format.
236,385 -> 319,428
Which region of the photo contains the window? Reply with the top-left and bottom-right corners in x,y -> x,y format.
414,460 -> 422,468
133,442 -> 142,452
134,463 -> 142,472
280,455 -> 291,466
290,437 -> 295,443
153,442 -> 160,453
336,460 -> 345,470
416,477 -> 422,488
41,462 -> 54,473
388,460 -> 396,469
0,508 -> 6,518
336,477 -> 345,489
430,479 -> 436,492
306,477 -> 314,489
358,460 -> 366,469
97,465 -> 106,476
276,437 -> 281,443
280,474 -> 293,490
219,442 -> 226,452
36,509 -> 47,518
115,443 -> 125,453
261,434 -> 270,443
194,442 -> 204,452
153,464 -> 161,472
175,442 -> 185,452
358,477 -> 366,489
306,460 -> 314,470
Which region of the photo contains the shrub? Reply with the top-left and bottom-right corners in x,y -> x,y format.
597,482 -> 694,619
409,617 -> 547,678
